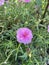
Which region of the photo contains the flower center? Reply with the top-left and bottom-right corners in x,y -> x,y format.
23,32 -> 28,38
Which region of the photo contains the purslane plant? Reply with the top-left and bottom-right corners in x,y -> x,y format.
0,0 -> 49,65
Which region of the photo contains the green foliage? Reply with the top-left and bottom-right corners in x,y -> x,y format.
0,0 -> 49,65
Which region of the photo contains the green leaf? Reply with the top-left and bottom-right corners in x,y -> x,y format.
36,0 -> 42,7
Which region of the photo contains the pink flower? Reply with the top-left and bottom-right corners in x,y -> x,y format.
16,28 -> 33,44
0,0 -> 5,6
18,0 -> 31,3
48,25 -> 49,32
23,0 -> 31,3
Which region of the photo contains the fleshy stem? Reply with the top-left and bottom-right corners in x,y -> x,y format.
0,44 -> 21,65
40,0 -> 49,24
